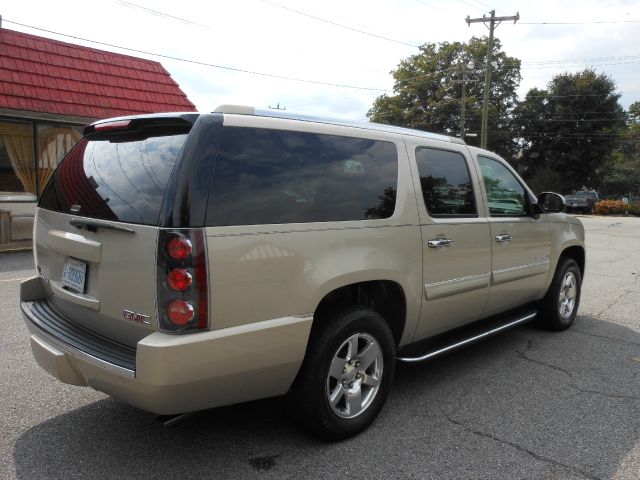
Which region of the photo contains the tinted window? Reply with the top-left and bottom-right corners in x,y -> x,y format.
206,127 -> 398,226
478,156 -> 528,217
415,147 -> 476,216
39,133 -> 188,225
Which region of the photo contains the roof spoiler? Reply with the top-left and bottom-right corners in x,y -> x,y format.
84,113 -> 199,136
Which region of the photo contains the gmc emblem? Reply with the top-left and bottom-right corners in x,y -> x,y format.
123,309 -> 151,326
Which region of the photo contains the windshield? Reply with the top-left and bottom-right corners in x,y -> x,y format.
39,133 -> 188,225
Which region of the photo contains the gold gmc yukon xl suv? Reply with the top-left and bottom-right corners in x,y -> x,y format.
20,106 -> 585,440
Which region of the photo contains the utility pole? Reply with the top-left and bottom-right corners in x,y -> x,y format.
460,65 -> 468,138
451,60 -> 477,138
466,10 -> 519,148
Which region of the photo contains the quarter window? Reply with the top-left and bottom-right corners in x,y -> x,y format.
415,147 -> 477,216
478,156 -> 528,217
206,127 -> 398,226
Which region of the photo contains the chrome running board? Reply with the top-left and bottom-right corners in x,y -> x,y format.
397,310 -> 537,363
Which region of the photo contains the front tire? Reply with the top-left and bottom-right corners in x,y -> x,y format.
287,306 -> 396,441
537,257 -> 582,331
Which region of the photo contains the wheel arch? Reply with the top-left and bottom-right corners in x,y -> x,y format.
313,280 -> 407,347
559,245 -> 585,278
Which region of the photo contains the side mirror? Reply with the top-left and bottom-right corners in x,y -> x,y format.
537,192 -> 566,213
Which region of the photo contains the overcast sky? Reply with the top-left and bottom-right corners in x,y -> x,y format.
3,0 -> 639,121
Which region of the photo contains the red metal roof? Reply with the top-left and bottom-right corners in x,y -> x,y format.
0,28 -> 197,120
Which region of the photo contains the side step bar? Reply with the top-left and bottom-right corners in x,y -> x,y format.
397,309 -> 537,363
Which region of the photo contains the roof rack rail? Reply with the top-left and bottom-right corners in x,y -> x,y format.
213,105 -> 256,115
212,104 -> 465,145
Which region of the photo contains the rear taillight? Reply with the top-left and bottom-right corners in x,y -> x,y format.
168,236 -> 192,260
157,229 -> 208,333
167,300 -> 195,326
168,268 -> 192,291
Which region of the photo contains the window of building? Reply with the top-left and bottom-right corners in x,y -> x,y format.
36,123 -> 83,195
0,120 -> 35,195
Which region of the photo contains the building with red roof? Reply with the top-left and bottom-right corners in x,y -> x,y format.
0,26 -> 197,246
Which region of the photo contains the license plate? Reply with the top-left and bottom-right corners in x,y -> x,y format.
62,257 -> 87,293
572,203 -> 578,207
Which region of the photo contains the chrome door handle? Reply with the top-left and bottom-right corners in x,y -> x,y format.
428,238 -> 454,248
495,234 -> 512,242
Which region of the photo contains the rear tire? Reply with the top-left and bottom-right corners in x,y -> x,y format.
287,306 -> 395,441
537,257 -> 582,331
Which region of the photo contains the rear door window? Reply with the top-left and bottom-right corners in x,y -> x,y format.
415,147 -> 477,217
206,127 -> 398,226
39,133 -> 188,225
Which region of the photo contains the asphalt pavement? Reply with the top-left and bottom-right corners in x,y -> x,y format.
1,215 -> 639,480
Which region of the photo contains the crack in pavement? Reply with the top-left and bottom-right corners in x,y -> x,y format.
607,255 -> 630,264
516,350 -> 640,403
596,290 -> 636,319
571,329 -> 640,347
516,350 -> 574,378
440,409 -> 602,480
568,387 -> 640,402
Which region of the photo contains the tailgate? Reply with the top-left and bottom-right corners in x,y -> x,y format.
33,208 -> 158,346
31,115 -> 198,347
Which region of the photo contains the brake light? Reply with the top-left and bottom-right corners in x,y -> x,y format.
93,120 -> 132,131
157,229 -> 208,333
167,300 -> 195,326
168,268 -> 192,291
168,236 -> 192,260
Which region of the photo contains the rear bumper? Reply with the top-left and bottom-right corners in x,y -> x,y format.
20,276 -> 312,415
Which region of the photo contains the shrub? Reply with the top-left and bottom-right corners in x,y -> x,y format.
594,199 -> 627,215
628,204 -> 640,217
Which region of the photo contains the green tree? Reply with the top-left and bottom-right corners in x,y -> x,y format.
514,70 -> 625,193
367,37 -> 521,160
599,101 -> 640,196
628,101 -> 640,124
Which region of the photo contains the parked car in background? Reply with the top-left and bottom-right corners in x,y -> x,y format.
565,191 -> 599,214
20,106 -> 585,440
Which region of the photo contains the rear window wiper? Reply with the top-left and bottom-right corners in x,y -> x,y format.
69,218 -> 135,234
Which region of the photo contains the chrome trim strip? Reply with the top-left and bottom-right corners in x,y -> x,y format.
492,259 -> 550,285
397,312 -> 537,363
424,272 -> 491,300
21,303 -> 136,378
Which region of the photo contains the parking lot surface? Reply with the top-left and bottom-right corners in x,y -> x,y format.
1,215 -> 639,480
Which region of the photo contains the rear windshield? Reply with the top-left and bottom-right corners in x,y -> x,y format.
39,133 -> 188,225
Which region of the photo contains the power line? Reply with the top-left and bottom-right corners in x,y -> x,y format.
522,54 -> 640,64
520,19 -> 640,24
258,0 -> 420,47
114,1 -> 210,29
10,17 -> 632,112
414,0 -> 451,14
3,19 -> 389,92
467,0 -> 501,13
456,0 -> 486,14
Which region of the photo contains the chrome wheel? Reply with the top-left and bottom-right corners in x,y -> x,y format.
558,271 -> 577,319
326,332 -> 383,419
